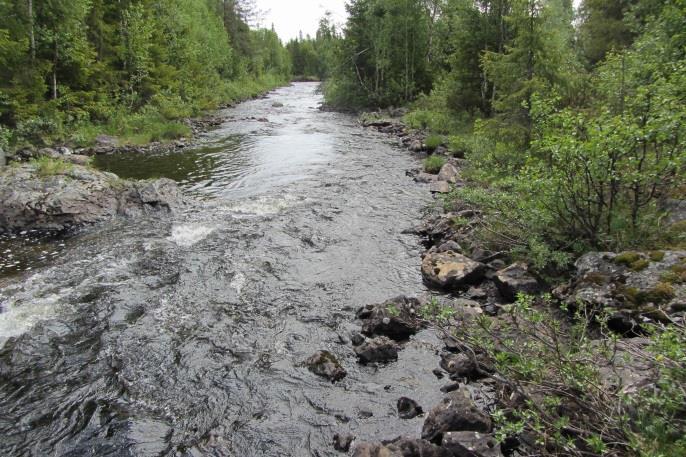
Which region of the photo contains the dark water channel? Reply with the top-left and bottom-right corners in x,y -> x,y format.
0,83 -> 446,456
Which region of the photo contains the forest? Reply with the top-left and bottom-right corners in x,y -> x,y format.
0,0 -> 291,148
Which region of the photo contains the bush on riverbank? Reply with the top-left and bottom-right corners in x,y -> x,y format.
434,293 -> 686,457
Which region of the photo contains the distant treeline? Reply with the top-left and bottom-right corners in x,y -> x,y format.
0,0 -> 291,148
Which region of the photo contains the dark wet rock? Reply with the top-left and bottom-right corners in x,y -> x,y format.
305,350 -> 347,382
397,397 -> 423,419
486,259 -> 506,271
272,102 -> 284,108
466,287 -> 487,300
351,332 -> 366,346
555,251 -> 686,324
429,181 -> 451,194
432,368 -> 445,379
440,352 -> 480,380
354,336 -> 399,364
442,431 -> 503,457
493,263 -> 542,302
422,252 -> 486,290
440,382 -> 461,393
437,163 -> 459,183
356,296 -> 424,341
354,438 -> 453,457
0,164 -> 182,233
334,433 -> 354,452
422,391 -> 492,444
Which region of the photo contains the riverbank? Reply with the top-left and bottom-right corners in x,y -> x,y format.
2,76 -> 289,165
349,112 -> 686,457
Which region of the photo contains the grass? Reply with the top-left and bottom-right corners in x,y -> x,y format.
424,155 -> 446,174
425,134 -> 444,152
31,156 -> 73,177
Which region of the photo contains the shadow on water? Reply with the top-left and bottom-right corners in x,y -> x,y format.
0,83 -> 443,456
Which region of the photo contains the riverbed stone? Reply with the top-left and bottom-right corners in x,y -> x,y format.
493,263 -> 542,302
415,172 -> 439,183
422,252 -> 486,290
422,391 -> 492,444
354,336 -> 399,364
333,433 -> 354,452
442,431 -> 503,457
397,397 -> 424,419
440,352 -> 478,380
0,163 -> 182,232
354,438 -> 453,457
305,350 -> 347,382
356,295 -> 424,341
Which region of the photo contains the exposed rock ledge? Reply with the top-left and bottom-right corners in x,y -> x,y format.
0,163 -> 183,232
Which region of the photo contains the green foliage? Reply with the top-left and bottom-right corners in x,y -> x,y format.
324,0 -> 432,108
424,134 -> 443,152
423,155 -> 446,174
419,297 -> 455,322
445,293 -> 686,456
31,156 -> 72,177
0,0 -> 292,149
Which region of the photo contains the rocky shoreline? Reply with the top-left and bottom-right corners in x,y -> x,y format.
301,113 -> 686,456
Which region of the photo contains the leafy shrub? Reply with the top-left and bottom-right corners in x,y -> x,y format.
424,155 -> 446,174
424,134 -> 444,152
439,294 -> 686,457
14,118 -> 61,146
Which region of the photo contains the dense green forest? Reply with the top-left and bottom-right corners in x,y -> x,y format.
0,0 -> 291,149
324,0 -> 685,269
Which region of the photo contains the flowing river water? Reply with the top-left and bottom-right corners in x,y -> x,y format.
0,83 -> 448,456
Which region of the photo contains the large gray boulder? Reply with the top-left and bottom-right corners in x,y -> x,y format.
0,163 -> 182,232
554,251 -> 686,332
493,263 -> 542,302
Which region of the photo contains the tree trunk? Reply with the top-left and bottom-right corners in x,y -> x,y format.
28,0 -> 35,60
52,40 -> 58,100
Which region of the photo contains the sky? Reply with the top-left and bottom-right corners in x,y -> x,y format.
256,0 -> 584,43
255,0 -> 348,42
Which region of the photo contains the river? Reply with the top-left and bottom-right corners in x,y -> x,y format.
0,83 -> 446,456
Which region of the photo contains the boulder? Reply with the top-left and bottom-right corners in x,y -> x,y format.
397,397 -> 424,419
305,350 -> 347,382
0,163 -> 182,232
442,431 -> 503,457
354,336 -> 399,364
422,391 -> 492,444
333,433 -> 355,452
555,251 -> 686,326
422,252 -> 486,290
354,438 -> 453,457
95,134 -> 118,147
429,181 -> 451,194
437,163 -> 459,183
272,102 -> 284,108
356,296 -> 424,341
493,263 -> 542,302
62,154 -> 91,166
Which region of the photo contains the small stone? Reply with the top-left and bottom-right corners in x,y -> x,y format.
397,397 -> 424,419
432,368 -> 445,379
333,433 -> 354,452
305,350 -> 347,382
351,332 -> 365,346
440,382 -> 460,393
354,336 -> 399,364
422,391 -> 492,444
